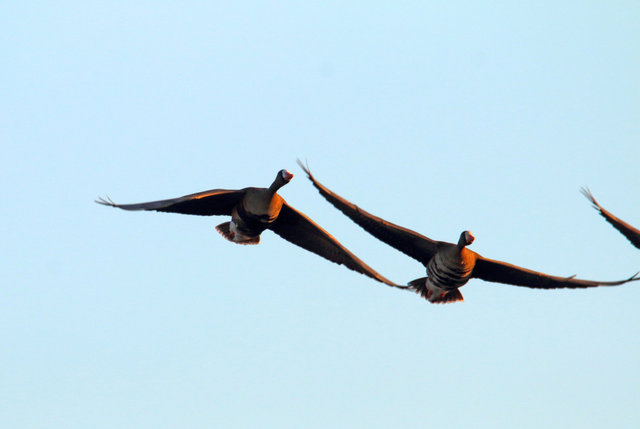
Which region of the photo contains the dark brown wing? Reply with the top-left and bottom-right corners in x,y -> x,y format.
581,187 -> 640,249
95,189 -> 246,216
472,255 -> 639,289
269,203 -> 406,288
298,160 -> 439,265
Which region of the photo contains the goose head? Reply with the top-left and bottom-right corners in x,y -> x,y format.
457,230 -> 475,248
269,169 -> 294,192
280,169 -> 294,182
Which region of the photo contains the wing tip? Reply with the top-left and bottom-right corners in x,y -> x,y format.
296,158 -> 312,178
378,276 -> 411,289
95,195 -> 117,207
591,271 -> 640,287
580,186 -> 601,211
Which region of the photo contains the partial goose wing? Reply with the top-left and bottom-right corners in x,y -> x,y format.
581,187 -> 640,249
298,161 -> 439,265
269,203 -> 405,288
95,189 -> 246,216
472,255 -> 639,289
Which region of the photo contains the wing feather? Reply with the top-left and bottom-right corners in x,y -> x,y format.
472,256 -> 639,289
269,203 -> 406,288
298,160 -> 439,265
95,189 -> 246,216
581,187 -> 640,249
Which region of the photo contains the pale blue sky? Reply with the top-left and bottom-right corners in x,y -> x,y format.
1,2 -> 638,428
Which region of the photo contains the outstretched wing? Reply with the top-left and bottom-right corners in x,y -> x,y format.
95,189 -> 246,216
298,160 -> 439,265
269,202 -> 406,288
581,187 -> 640,249
472,255 -> 639,289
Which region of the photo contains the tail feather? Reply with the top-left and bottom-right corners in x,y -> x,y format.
215,222 -> 260,245
408,277 -> 464,304
430,288 -> 464,304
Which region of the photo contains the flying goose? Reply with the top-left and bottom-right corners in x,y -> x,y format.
96,169 -> 402,287
298,161 -> 639,303
581,187 -> 640,249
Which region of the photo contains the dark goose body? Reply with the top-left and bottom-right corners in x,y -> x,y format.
299,161 -> 639,303
97,169 -> 402,287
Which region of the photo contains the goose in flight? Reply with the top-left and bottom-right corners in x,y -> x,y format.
581,187 -> 640,249
96,169 -> 401,287
298,161 -> 639,303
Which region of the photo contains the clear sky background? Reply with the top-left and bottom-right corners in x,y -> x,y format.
1,2 -> 638,428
